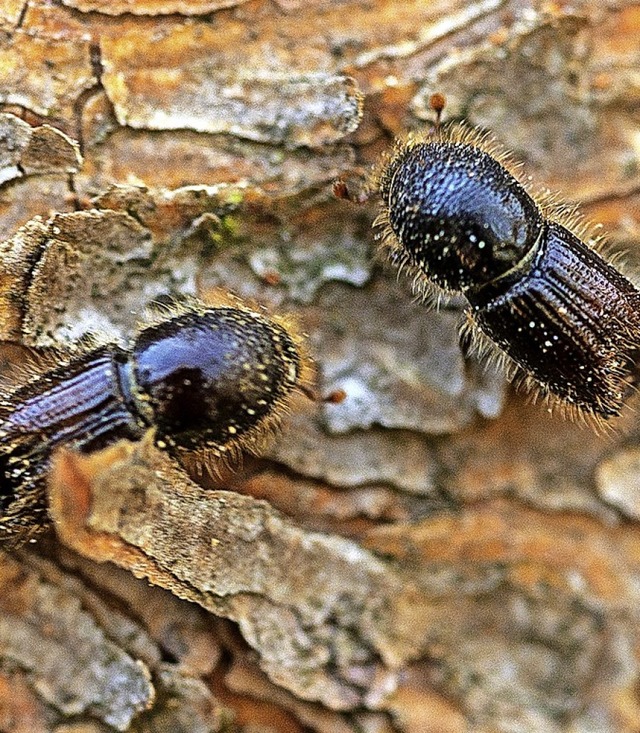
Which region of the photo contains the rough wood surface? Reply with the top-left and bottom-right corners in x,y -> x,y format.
2,1 -> 640,731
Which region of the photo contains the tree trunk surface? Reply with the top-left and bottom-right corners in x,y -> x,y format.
1,1 -> 640,731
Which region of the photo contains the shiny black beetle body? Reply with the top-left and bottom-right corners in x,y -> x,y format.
0,301 -> 305,546
379,133 -> 640,419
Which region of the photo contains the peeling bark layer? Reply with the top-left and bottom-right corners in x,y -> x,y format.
1,1 -> 640,732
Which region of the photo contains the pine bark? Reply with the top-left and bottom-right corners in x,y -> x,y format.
1,1 -> 640,731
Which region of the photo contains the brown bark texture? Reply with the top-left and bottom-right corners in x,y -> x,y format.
1,1 -> 640,731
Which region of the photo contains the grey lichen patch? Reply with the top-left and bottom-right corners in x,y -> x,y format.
0,553 -> 153,731
0,184 -> 293,344
312,280 -> 505,435
248,231 -> 371,303
426,588 -> 607,732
